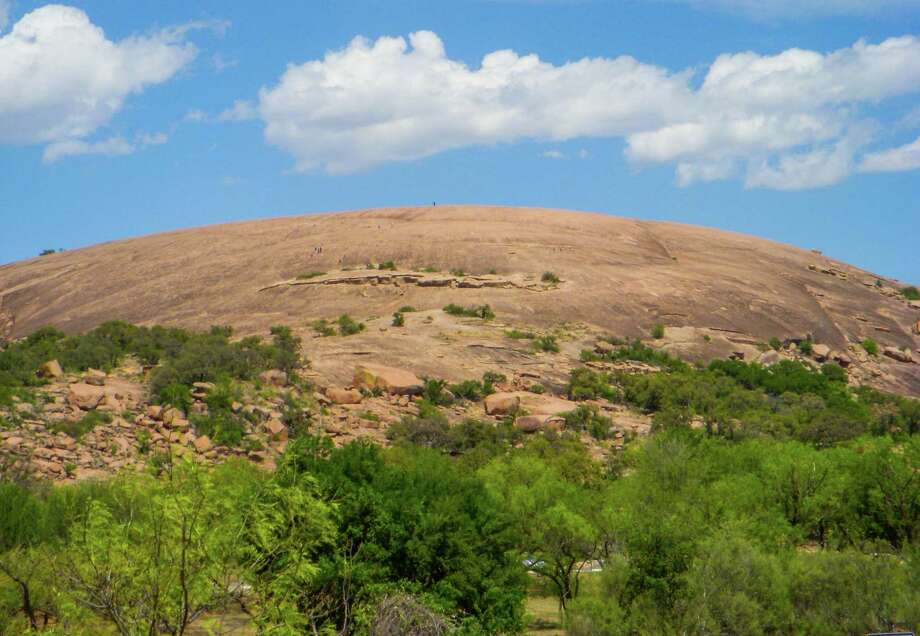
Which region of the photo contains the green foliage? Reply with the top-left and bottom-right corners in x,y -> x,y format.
900,285 -> 920,300
422,378 -> 453,406
532,334 -> 560,353
863,337 -> 879,355
337,314 -> 365,336
567,368 -> 620,402
49,411 -> 112,440
798,338 -> 813,355
296,270 -> 326,280
191,410 -> 247,447
250,439 -> 526,633
398,305 -> 417,313
562,404 -> 613,439
580,338 -> 688,372
541,271 -> 561,284
39,249 -> 57,256
379,260 -> 397,270
505,329 -> 535,340
651,323 -> 665,339
449,379 -> 484,401
769,336 -> 782,350
311,318 -> 336,337
391,312 -> 405,327
449,268 -> 466,277
443,303 -> 495,319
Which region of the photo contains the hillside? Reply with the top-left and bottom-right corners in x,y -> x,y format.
2,205 -> 918,395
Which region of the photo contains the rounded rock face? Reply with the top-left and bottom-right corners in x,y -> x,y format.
1,206 -> 918,396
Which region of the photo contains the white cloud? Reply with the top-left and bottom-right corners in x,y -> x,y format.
212,52 -> 237,71
542,150 -> 566,159
138,131 -> 168,146
43,137 -> 134,163
218,100 -> 257,122
577,148 -> 590,159
0,5 -> 202,155
859,136 -> 920,172
245,31 -> 920,189
184,109 -> 209,123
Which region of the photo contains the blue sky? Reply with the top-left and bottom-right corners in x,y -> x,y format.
1,1 -> 919,283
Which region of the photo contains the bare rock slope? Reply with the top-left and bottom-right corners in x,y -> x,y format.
2,205 -> 918,395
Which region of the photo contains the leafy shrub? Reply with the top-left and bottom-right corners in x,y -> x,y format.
567,368 -> 620,402
422,379 -> 453,406
157,383 -> 193,412
482,371 -> 506,395
449,380 -> 484,401
528,384 -> 545,394
443,303 -> 494,319
449,268 -> 466,277
769,337 -> 782,351
532,335 -> 560,353
862,338 -> 879,356
379,260 -> 397,271
900,285 -> 920,300
651,323 -> 666,339
580,339 -> 687,372
398,305 -> 417,313
336,314 -> 365,336
541,271 -> 561,284
562,404 -> 613,439
311,319 -> 336,337
798,339 -> 813,355
191,410 -> 247,447
392,312 -> 405,327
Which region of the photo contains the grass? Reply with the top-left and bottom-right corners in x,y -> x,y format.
50,411 -> 113,439
651,323 -> 665,339
541,271 -> 560,284
296,271 -> 325,280
862,338 -> 879,356
398,305 -> 417,313
532,335 -> 560,353
506,329 -> 536,340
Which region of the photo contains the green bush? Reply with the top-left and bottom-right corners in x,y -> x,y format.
532,335 -> 560,353
443,303 -> 495,319
769,337 -> 782,351
191,410 -> 247,447
311,319 -> 336,337
541,271 -> 560,284
391,312 -> 405,327
862,338 -> 879,356
900,285 -> 920,300
449,379 -> 484,401
398,305 -> 417,313
336,314 -> 365,336
651,324 -> 666,339
798,339 -> 813,355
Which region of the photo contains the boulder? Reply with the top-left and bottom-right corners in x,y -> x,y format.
514,415 -> 545,433
84,368 -> 107,386
831,351 -> 852,368
594,341 -> 615,355
811,344 -> 831,362
67,383 -> 105,410
883,346 -> 914,364
259,370 -> 288,387
265,419 -> 288,441
913,320 -> 920,336
193,435 -> 212,453
146,405 -> 164,420
909,300 -> 920,310
353,364 -> 423,396
757,350 -> 782,366
38,359 -> 63,379
484,392 -> 521,416
326,387 -> 363,404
